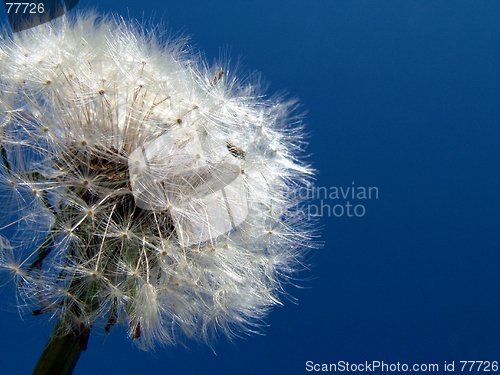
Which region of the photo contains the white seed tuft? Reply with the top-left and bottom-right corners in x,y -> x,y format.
0,12 -> 316,350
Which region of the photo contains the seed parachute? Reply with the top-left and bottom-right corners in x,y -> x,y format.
0,12 -> 316,352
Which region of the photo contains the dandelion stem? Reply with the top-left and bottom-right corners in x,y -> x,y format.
32,320 -> 90,375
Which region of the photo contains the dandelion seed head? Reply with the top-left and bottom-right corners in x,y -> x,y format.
0,12 -> 317,350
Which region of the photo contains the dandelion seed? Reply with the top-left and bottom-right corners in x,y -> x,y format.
0,11 -> 317,374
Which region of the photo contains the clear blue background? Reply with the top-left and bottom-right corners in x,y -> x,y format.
1,1 -> 499,374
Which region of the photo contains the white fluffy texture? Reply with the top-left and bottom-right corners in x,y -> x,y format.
0,12 -> 315,349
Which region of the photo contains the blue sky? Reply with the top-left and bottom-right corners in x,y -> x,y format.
1,1 -> 499,374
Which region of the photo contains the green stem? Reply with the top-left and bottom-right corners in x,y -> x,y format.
32,321 -> 90,375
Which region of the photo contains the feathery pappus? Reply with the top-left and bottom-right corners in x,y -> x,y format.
0,11 -> 316,351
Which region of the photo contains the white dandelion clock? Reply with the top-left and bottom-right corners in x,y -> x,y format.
0,11 -> 317,374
